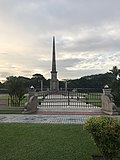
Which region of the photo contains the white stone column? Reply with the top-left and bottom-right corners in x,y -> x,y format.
65,81 -> 68,91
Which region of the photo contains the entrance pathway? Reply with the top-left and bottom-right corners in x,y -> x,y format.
0,114 -> 119,124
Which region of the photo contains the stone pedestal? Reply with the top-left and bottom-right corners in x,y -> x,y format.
103,88 -> 112,95
23,95 -> 38,114
101,88 -> 118,115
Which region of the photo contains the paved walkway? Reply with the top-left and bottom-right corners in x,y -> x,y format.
0,114 -> 119,124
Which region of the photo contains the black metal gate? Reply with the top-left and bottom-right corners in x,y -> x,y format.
38,88 -> 102,108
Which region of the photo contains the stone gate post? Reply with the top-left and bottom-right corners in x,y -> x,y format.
101,86 -> 118,115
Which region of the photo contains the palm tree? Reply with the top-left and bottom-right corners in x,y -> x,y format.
110,66 -> 120,79
110,66 -> 120,107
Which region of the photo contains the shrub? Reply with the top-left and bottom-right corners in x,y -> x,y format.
84,116 -> 120,160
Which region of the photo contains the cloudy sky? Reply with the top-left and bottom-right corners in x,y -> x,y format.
0,0 -> 120,82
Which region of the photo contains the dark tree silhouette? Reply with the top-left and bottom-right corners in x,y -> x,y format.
5,76 -> 27,106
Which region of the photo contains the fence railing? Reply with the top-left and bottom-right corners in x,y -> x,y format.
8,96 -> 28,107
0,95 -> 28,107
37,88 -> 102,108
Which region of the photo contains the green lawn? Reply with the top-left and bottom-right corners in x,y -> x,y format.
0,94 -> 28,107
0,94 -> 9,99
64,92 -> 102,107
85,93 -> 102,107
0,109 -> 23,114
0,124 -> 100,160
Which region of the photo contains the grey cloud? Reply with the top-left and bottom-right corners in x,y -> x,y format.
1,0 -> 120,32
21,70 -> 33,74
0,0 -> 120,81
58,58 -> 81,71
0,72 -> 11,78
59,68 -> 104,80
57,26 -> 120,53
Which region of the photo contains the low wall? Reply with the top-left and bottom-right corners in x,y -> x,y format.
23,95 -> 38,114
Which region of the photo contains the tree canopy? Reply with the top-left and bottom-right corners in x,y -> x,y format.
0,67 -> 120,107
110,66 -> 120,107
5,76 -> 28,106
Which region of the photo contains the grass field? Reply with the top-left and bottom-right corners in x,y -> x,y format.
0,94 -> 27,113
63,92 -> 102,107
0,94 -> 28,107
0,109 -> 23,114
85,93 -> 102,107
0,124 -> 100,160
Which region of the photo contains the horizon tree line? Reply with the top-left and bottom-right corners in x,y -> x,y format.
0,66 -> 120,107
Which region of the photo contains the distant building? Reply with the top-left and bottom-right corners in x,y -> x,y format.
50,36 -> 59,91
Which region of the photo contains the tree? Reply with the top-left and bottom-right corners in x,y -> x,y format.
68,73 -> 114,88
110,66 -> 120,79
18,76 -> 31,88
5,76 -> 27,106
31,73 -> 46,90
110,66 -> 120,107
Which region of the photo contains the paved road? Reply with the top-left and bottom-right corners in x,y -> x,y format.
0,114 -> 119,124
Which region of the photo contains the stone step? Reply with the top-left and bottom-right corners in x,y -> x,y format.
36,107 -> 104,115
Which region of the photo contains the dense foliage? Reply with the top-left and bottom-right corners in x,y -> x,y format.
0,71 -> 115,91
84,116 -> 120,160
0,70 -> 116,91
5,76 -> 28,106
0,66 -> 120,107
68,73 -> 114,88
110,66 -> 120,107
